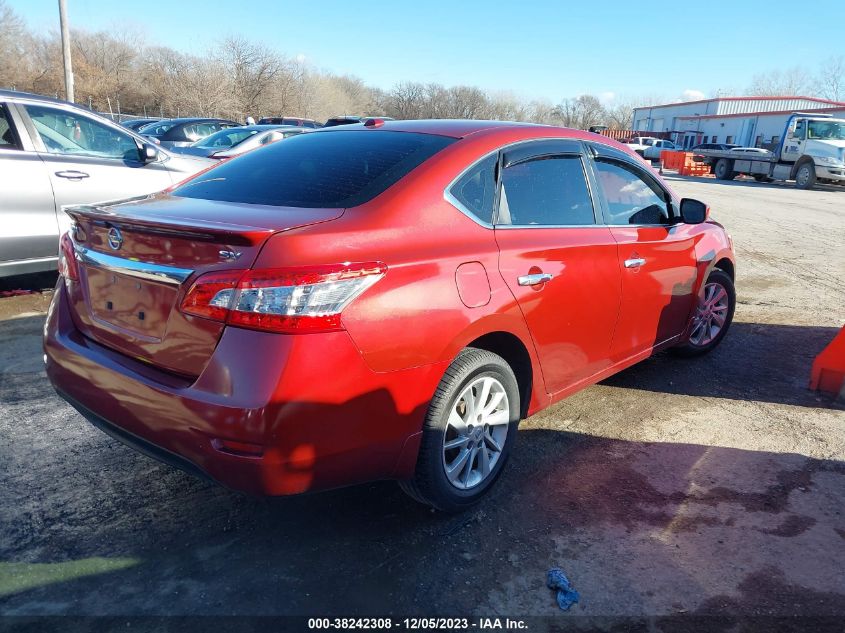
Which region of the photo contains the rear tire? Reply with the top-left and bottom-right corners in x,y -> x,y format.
714,158 -> 737,180
673,269 -> 735,357
399,348 -> 520,513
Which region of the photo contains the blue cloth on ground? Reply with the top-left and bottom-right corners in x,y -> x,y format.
547,568 -> 580,611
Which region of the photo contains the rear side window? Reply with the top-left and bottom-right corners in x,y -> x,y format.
0,105 -> 20,149
174,130 -> 455,208
449,154 -> 497,223
497,155 -> 594,226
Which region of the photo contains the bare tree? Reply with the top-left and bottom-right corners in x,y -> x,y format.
216,35 -> 287,119
553,95 -> 605,130
0,0 -> 32,90
748,66 -> 812,96
813,56 -> 845,101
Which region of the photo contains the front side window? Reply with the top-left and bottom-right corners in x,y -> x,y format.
449,154 -> 497,224
25,104 -> 139,160
174,130 -> 455,208
593,159 -> 672,226
497,155 -> 594,226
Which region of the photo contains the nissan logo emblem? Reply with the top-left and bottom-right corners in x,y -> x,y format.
107,226 -> 123,250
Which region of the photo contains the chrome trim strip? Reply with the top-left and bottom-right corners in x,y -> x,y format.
75,246 -> 193,286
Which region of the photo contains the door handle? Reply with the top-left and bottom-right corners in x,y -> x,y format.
517,273 -> 553,286
55,170 -> 90,180
624,258 -> 646,269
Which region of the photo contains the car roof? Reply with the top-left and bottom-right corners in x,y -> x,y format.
152,117 -> 235,125
236,124 -> 303,131
0,88 -> 77,106
321,119 -> 546,138
260,115 -> 316,119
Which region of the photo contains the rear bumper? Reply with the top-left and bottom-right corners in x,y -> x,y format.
44,282 -> 445,495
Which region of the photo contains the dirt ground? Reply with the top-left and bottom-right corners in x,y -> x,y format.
0,176 -> 843,628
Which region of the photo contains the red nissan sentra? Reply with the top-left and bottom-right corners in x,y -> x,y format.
44,120 -> 735,512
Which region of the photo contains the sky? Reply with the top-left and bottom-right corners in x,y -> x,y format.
10,0 -> 845,104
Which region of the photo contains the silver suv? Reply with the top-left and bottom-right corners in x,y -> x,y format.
0,90 -> 214,277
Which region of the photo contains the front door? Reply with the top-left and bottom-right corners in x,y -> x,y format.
587,148 -> 698,361
18,102 -> 175,236
0,102 -> 59,271
494,140 -> 621,394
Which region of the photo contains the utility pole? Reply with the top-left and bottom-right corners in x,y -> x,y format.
58,0 -> 74,102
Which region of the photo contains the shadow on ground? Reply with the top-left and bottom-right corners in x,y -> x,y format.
1,315 -> 843,619
601,321 -> 841,409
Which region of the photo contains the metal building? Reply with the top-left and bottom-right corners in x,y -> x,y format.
632,96 -> 845,149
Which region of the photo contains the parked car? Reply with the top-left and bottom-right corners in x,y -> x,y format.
121,117 -> 161,131
642,139 -> 678,160
323,115 -> 395,127
623,136 -> 661,157
169,125 -> 308,159
45,121 -> 736,512
138,117 -> 239,149
0,90 -> 214,278
691,143 -> 739,152
257,116 -> 319,128
728,147 -> 774,156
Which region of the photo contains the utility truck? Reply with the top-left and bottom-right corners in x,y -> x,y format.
694,113 -> 845,189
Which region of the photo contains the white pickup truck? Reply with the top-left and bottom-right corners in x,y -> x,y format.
623,136 -> 661,157
694,113 -> 845,189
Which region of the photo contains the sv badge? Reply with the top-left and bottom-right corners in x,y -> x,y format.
219,249 -> 242,261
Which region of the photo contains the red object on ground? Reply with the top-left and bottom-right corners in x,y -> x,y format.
810,325 -> 845,397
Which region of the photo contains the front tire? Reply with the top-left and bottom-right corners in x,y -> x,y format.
794,161 -> 816,190
673,269 -> 735,357
399,348 -> 520,512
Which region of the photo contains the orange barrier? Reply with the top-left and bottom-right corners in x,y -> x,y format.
659,151 -> 712,177
810,325 -> 845,398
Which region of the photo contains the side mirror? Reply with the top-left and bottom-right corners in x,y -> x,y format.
140,143 -> 159,163
680,198 -> 708,224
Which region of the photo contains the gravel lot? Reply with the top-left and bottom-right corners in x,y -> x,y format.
1,176 -> 843,626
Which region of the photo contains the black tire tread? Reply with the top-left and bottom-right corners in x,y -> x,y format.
399,348 -> 518,512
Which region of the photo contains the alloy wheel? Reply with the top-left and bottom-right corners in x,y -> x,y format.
442,376 -> 510,490
689,281 -> 730,347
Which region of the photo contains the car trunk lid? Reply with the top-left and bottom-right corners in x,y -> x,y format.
64,195 -> 343,377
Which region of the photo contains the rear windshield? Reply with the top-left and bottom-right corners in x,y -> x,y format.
140,121 -> 174,135
173,130 -> 455,208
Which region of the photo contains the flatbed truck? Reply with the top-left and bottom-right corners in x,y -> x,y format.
693,112 -> 845,189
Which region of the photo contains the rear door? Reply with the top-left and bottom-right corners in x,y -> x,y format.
587,143 -> 698,361
18,101 -> 175,234
0,102 -> 60,273
494,140 -> 621,394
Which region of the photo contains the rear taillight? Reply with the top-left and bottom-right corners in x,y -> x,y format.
58,232 -> 79,281
180,262 -> 386,333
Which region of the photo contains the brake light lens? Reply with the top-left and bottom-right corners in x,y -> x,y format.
58,232 -> 79,281
180,270 -> 244,321
180,262 -> 386,333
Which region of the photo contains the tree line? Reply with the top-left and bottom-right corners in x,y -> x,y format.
0,1 -> 842,128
